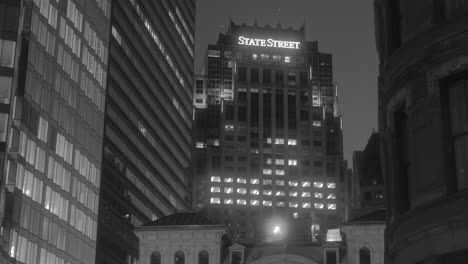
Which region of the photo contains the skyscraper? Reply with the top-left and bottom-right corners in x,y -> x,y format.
0,0 -> 110,263
96,0 -> 195,263
193,21 -> 345,242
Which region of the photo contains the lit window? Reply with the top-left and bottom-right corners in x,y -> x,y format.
314,193 -> 323,198
289,202 -> 298,208
237,178 -> 246,184
276,180 -> 284,186
260,54 -> 269,61
237,188 -> 246,194
275,169 -> 285,175
313,121 -> 322,127
250,200 -> 259,206
266,138 -> 272,144
314,203 -> 324,209
314,182 -> 324,188
288,159 -> 297,166
250,178 -> 259,184
252,53 -> 258,60
251,189 -> 259,195
302,203 -> 311,208
289,191 -> 298,197
224,187 -> 233,194
288,139 -> 297,145
211,176 -> 221,182
237,199 -> 247,205
210,197 -> 220,204
263,179 -> 272,185
263,200 -> 272,207
275,138 -> 284,144
266,158 -> 272,164
276,190 -> 285,196
327,182 -> 336,189
275,159 -> 284,165
302,192 -> 311,197
272,55 -> 281,62
263,169 -> 272,175
302,181 -> 310,187
225,177 -> 233,183
225,124 -> 234,131
195,142 -> 205,148
224,199 -> 233,204
284,56 -> 291,63
210,187 -> 220,193
293,212 -> 298,218
327,203 -> 336,210
327,193 -> 336,199
263,190 -> 272,196
289,181 -> 298,187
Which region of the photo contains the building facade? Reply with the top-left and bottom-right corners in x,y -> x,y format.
374,1 -> 468,263
96,0 -> 195,263
193,21 -> 345,243
0,0 -> 110,263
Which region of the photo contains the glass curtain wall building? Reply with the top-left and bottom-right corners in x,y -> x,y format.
96,0 -> 195,263
193,22 -> 345,242
0,0 -> 110,263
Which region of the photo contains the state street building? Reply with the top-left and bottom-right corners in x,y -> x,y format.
193,21 -> 346,242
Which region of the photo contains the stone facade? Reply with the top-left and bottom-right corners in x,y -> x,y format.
135,227 -> 227,264
374,1 -> 468,263
341,223 -> 385,264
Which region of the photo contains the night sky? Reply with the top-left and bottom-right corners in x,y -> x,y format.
195,0 -> 378,167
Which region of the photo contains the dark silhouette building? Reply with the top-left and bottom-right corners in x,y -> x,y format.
0,0 -> 110,263
96,0 -> 195,263
374,1 -> 468,263
350,132 -> 384,218
193,21 -> 346,243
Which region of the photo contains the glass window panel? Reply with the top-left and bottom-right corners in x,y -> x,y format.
0,76 -> 12,104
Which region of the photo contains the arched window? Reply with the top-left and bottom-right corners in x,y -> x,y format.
151,251 -> 161,264
175,251 -> 185,264
199,250 -> 209,264
359,247 -> 371,264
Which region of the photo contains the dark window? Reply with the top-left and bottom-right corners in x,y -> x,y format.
199,251 -> 209,264
251,68 -> 259,83
364,192 -> 371,201
445,78 -> 468,191
300,71 -> 308,86
313,140 -> 322,146
275,70 -> 283,84
175,251 -> 185,264
300,91 -> 308,105
238,106 -> 247,121
300,110 -> 309,121
288,93 -> 296,129
263,91 -> 272,132
238,67 -> 247,82
232,252 -> 242,264
359,248 -> 371,264
238,91 -> 247,103
251,92 -> 259,127
151,252 -> 161,264
326,250 -> 337,264
263,69 -> 271,83
225,105 -> 234,120
275,92 -> 284,129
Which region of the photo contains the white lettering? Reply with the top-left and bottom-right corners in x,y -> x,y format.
237,36 -> 300,49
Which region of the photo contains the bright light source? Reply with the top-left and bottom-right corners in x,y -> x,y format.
273,225 -> 280,235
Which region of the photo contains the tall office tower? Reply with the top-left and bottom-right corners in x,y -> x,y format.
0,0 -> 110,263
375,1 -> 468,263
96,0 -> 195,263
193,22 -> 345,242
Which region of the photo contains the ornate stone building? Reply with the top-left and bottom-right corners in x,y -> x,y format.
374,1 -> 468,263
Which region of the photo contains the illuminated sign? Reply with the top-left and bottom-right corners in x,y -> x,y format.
238,36 -> 300,49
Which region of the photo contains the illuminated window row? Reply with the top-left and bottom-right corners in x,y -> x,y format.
262,168 -> 284,175
210,187 -> 312,198
313,182 -> 336,189
15,163 -> 43,204
266,159 -> 297,166
70,204 -> 97,240
210,197 -> 335,209
167,10 -> 193,57
19,131 -> 46,173
74,148 -> 100,188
